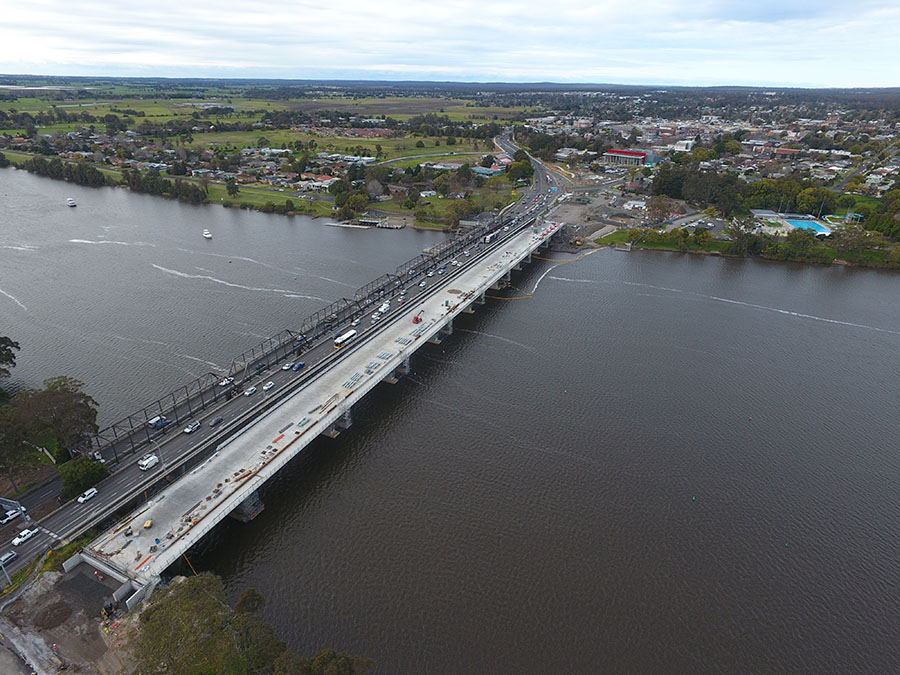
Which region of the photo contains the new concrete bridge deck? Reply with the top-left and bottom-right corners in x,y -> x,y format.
77,222 -> 559,607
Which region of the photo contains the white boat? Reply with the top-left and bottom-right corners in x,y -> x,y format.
202,229 -> 212,239
66,198 -> 76,207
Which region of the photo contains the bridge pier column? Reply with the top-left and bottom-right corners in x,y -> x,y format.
322,407 -> 353,438
382,356 -> 410,384
428,319 -> 453,345
474,292 -> 486,306
230,489 -> 265,522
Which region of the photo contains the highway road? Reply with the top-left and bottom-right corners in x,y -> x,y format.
0,134 -> 559,581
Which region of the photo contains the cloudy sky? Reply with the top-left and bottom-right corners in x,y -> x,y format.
1,0 -> 897,87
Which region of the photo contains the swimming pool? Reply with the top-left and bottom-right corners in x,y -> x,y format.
785,219 -> 831,235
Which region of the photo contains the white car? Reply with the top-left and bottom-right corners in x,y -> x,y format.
418,281 -> 427,288
427,271 -> 434,277
219,376 -> 234,386
77,487 -> 98,504
263,381 -> 275,391
12,528 -> 37,546
0,508 -> 24,525
282,363 -> 293,370
138,453 -> 159,471
351,319 -> 360,326
244,386 -> 257,396
183,421 -> 201,434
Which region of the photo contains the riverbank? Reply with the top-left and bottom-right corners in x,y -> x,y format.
595,228 -> 900,270
1,151 -> 335,219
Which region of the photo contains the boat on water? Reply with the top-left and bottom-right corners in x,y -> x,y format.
202,229 -> 212,239
66,198 -> 76,207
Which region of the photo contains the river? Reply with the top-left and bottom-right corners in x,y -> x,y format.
3,168 -> 900,673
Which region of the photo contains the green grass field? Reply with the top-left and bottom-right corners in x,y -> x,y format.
191,129 -> 486,160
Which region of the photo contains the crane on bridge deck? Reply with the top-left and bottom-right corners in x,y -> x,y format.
412,311 -> 424,324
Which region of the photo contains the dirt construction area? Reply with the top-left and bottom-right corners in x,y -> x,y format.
0,563 -> 135,673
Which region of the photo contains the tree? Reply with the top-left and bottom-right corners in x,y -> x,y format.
647,195 -> 674,224
0,336 -> 19,379
796,187 -> 835,217
432,172 -> 451,197
0,404 -> 37,494
0,151 -> 9,168
830,223 -> 875,259
415,140 -> 425,148
14,377 -> 99,459
274,648 -> 373,675
692,227 -> 712,247
513,149 -> 529,163
480,154 -> 495,168
724,217 -> 764,256
456,164 -> 472,183
225,177 -> 240,197
59,456 -> 109,498
347,193 -> 369,212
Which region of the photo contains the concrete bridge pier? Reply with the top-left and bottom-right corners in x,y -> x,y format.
229,489 -> 265,522
474,292 -> 486,306
382,355 -> 411,384
322,407 -> 353,438
491,270 -> 512,290
428,319 -> 453,345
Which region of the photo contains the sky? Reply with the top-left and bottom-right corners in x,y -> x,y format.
0,0 -> 898,87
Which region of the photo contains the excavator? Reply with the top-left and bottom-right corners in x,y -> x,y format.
412,311 -> 424,324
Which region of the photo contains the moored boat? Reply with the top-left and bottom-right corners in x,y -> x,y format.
66,197 -> 76,207
202,229 -> 212,239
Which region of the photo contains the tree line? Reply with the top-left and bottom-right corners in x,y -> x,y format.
133,572 -> 371,674
22,155 -> 107,187
0,336 -> 106,498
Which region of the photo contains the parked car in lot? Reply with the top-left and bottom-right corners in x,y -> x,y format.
183,421 -> 201,434
12,528 -> 37,546
244,386 -> 257,396
219,376 -> 234,386
291,362 -> 306,371
138,453 -> 159,471
263,381 -> 275,391
77,487 -> 98,504
209,416 -> 224,427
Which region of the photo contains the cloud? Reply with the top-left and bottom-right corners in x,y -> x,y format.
0,0 -> 897,86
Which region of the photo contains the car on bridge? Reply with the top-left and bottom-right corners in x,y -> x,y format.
244,386 -> 257,396
77,487 -> 98,504
263,381 -> 275,392
183,421 -> 201,434
291,362 -> 305,371
219,377 -> 234,386
12,528 -> 37,546
209,416 -> 224,427
138,454 -> 159,471
282,363 -> 294,370
0,550 -> 16,567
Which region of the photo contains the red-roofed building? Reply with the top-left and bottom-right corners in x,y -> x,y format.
603,149 -> 658,166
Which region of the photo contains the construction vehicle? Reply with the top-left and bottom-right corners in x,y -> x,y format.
412,311 -> 424,324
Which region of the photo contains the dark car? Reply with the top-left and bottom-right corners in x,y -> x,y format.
210,416 -> 224,427
291,362 -> 306,371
